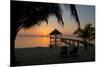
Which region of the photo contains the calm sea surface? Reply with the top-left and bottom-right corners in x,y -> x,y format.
15,36 -> 94,48
15,35 -> 77,48
15,36 -> 51,48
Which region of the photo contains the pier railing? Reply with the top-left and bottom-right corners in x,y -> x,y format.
61,38 -> 94,46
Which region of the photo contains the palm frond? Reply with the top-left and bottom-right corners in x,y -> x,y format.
12,1 -> 64,31
69,4 -> 80,28
12,1 -> 80,34
73,28 -> 81,34
73,23 -> 95,41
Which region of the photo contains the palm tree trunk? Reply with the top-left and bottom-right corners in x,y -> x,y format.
11,32 -> 16,66
11,18 -> 18,66
11,31 -> 16,66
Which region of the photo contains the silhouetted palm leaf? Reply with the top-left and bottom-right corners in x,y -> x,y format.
74,28 -> 81,34
11,1 -> 80,34
73,23 -> 95,41
69,4 -> 80,28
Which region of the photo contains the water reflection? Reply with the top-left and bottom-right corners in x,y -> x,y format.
15,36 -> 50,48
15,36 -> 63,48
49,39 -> 62,47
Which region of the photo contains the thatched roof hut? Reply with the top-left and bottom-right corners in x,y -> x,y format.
49,29 -> 62,35
49,29 -> 62,47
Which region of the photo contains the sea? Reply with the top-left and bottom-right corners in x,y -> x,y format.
15,35 -> 94,48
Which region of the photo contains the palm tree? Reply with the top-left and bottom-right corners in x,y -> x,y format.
11,1 -> 80,66
74,23 -> 95,50
11,1 -> 80,43
74,23 -> 95,41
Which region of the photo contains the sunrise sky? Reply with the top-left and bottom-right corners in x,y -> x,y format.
17,4 -> 95,36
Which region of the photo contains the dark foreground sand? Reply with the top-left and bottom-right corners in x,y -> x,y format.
15,45 -> 95,66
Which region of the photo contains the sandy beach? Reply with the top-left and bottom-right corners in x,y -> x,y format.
15,45 -> 95,66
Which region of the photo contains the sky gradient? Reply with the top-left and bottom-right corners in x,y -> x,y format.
17,4 -> 95,36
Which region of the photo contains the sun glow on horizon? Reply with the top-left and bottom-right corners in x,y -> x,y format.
16,5 -> 95,37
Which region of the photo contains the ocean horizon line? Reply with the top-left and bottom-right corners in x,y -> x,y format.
17,34 -> 77,37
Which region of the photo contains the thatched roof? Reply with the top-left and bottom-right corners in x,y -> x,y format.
49,29 -> 62,35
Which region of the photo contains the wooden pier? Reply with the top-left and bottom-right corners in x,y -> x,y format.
61,38 -> 94,46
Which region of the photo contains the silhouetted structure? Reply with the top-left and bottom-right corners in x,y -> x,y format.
70,46 -> 79,57
60,46 -> 68,57
49,29 -> 62,47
